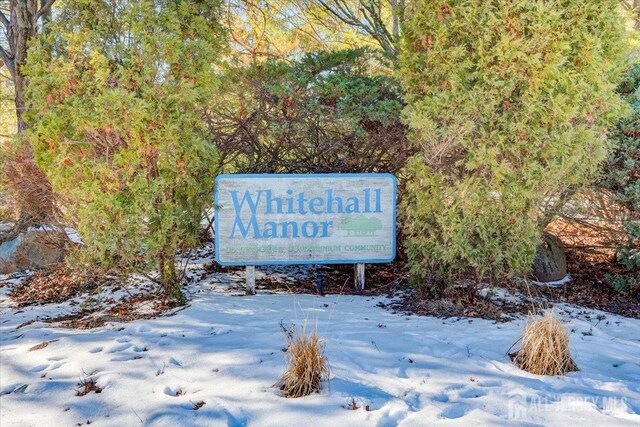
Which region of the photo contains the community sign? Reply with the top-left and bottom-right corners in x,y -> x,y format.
214,174 -> 396,265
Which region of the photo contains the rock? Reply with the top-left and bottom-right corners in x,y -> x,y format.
532,233 -> 567,282
0,222 -> 14,234
0,229 -> 67,274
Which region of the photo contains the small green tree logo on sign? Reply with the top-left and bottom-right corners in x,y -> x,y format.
340,216 -> 382,237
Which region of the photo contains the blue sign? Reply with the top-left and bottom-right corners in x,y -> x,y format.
214,174 -> 397,266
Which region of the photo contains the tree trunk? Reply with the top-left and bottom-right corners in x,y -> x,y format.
158,248 -> 185,305
1,1 -> 57,226
8,1 -> 39,131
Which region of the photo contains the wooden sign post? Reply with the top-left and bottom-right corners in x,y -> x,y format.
214,173 -> 396,293
354,263 -> 365,292
246,265 -> 256,295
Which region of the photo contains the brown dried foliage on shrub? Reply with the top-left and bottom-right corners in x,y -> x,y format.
1,143 -> 57,229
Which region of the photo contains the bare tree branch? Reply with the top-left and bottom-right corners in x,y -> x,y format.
310,0 -> 398,58
37,0 -> 55,20
0,44 -> 14,78
0,9 -> 8,31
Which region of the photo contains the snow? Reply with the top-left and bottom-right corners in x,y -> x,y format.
1,275 -> 639,426
64,228 -> 84,245
34,225 -> 85,245
531,274 -> 572,288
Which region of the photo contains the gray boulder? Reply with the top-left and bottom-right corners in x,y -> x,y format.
532,233 -> 567,282
0,228 -> 67,274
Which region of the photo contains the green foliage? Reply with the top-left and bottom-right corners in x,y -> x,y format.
399,0 -> 627,290
24,0 -> 225,302
601,63 -> 640,211
602,62 -> 640,295
608,222 -> 640,294
211,48 -> 410,174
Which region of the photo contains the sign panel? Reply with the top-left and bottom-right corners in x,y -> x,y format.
214,173 -> 396,265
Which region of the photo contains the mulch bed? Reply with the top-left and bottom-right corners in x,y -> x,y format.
261,263 -> 408,296
385,246 -> 640,320
518,249 -> 640,319
6,263 -> 175,328
381,286 -> 527,322
43,293 -> 179,329
202,260 -> 407,295
8,264 -> 110,306
241,262 -> 527,321
6,233 -> 638,330
536,218 -> 640,318
204,252 -> 639,320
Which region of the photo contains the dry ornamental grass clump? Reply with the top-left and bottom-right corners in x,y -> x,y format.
276,324 -> 329,398
513,311 -> 578,376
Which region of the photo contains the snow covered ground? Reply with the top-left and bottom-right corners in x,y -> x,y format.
1,274 -> 639,426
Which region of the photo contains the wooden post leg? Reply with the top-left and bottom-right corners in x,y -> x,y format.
246,265 -> 256,295
354,263 -> 365,292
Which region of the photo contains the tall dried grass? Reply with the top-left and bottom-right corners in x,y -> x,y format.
513,311 -> 578,376
276,323 -> 329,398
